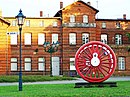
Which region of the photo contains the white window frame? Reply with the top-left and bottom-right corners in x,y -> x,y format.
118,57 -> 125,70
101,34 -> 107,44
26,20 -> 30,26
83,15 -> 88,23
11,34 -> 17,45
70,15 -> 75,23
25,58 -> 31,71
52,34 -> 58,43
38,58 -> 45,71
115,34 -> 122,45
53,21 -> 57,27
12,20 -> 16,26
70,58 -> 75,70
102,22 -> 106,28
116,22 -> 120,28
82,33 -> 89,44
11,58 -> 17,71
24,33 -> 31,45
38,33 -> 45,45
69,33 -> 76,45
40,20 -> 44,27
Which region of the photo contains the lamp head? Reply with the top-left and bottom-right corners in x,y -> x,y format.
15,9 -> 26,26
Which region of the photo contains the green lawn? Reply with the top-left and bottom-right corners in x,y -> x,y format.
0,75 -> 75,82
0,81 -> 130,97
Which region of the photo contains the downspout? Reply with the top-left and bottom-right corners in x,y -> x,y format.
59,12 -> 63,75
6,25 -> 9,75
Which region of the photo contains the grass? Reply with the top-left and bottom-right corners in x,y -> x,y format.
0,81 -> 130,97
0,75 -> 75,82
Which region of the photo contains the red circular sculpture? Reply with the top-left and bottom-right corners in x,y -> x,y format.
75,41 -> 116,83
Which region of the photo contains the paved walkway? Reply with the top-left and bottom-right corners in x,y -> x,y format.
0,76 -> 130,86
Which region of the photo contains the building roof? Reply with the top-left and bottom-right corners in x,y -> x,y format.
77,0 -> 99,13
4,17 -> 60,20
96,18 -> 130,21
0,17 -> 10,25
54,0 -> 99,17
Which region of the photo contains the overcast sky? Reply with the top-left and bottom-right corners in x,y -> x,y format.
0,0 -> 130,19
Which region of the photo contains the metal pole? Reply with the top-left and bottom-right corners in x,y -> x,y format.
50,52 -> 52,77
19,26 -> 22,91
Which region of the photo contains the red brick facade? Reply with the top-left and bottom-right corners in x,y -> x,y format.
0,1 -> 130,76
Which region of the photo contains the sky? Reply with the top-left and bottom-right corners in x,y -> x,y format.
0,0 -> 130,19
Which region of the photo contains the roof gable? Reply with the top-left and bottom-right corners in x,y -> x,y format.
54,0 -> 99,17
0,17 -> 10,26
76,0 -> 99,13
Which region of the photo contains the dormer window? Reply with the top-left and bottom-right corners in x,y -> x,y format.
83,15 -> 88,23
116,22 -> 121,29
102,22 -> 106,28
70,15 -> 75,23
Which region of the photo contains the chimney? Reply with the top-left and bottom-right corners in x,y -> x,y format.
123,14 -> 126,20
60,1 -> 63,9
40,11 -> 43,17
87,2 -> 91,6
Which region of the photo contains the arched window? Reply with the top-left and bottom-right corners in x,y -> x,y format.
11,58 -> 17,71
115,34 -> 122,45
118,57 -> 125,70
69,33 -> 76,45
24,33 -> 31,45
70,15 -> 75,23
82,33 -> 89,44
38,33 -> 45,45
11,34 -> 17,45
83,15 -> 88,23
38,58 -> 45,71
25,58 -> 31,71
101,34 -> 107,44
102,22 -> 106,28
52,34 -> 58,43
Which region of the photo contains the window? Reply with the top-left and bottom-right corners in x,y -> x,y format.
11,58 -> 17,71
24,33 -> 31,45
82,33 -> 89,44
26,20 -> 30,26
25,58 -> 31,71
11,34 -> 17,45
69,33 -> 76,45
83,15 -> 88,23
52,34 -> 58,43
12,20 -> 16,26
70,15 -> 75,23
53,21 -> 57,27
70,58 -> 75,70
102,22 -> 106,28
38,58 -> 45,71
116,22 -> 120,28
118,57 -> 125,70
115,34 -> 122,45
38,33 -> 45,45
40,20 -> 44,27
101,34 -> 107,44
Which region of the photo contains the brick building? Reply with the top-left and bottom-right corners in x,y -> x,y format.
0,0 -> 130,76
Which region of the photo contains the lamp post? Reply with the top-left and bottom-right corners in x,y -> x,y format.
43,41 -> 60,77
15,9 -> 26,91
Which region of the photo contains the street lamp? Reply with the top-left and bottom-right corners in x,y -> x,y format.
43,41 -> 60,77
15,9 -> 26,91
